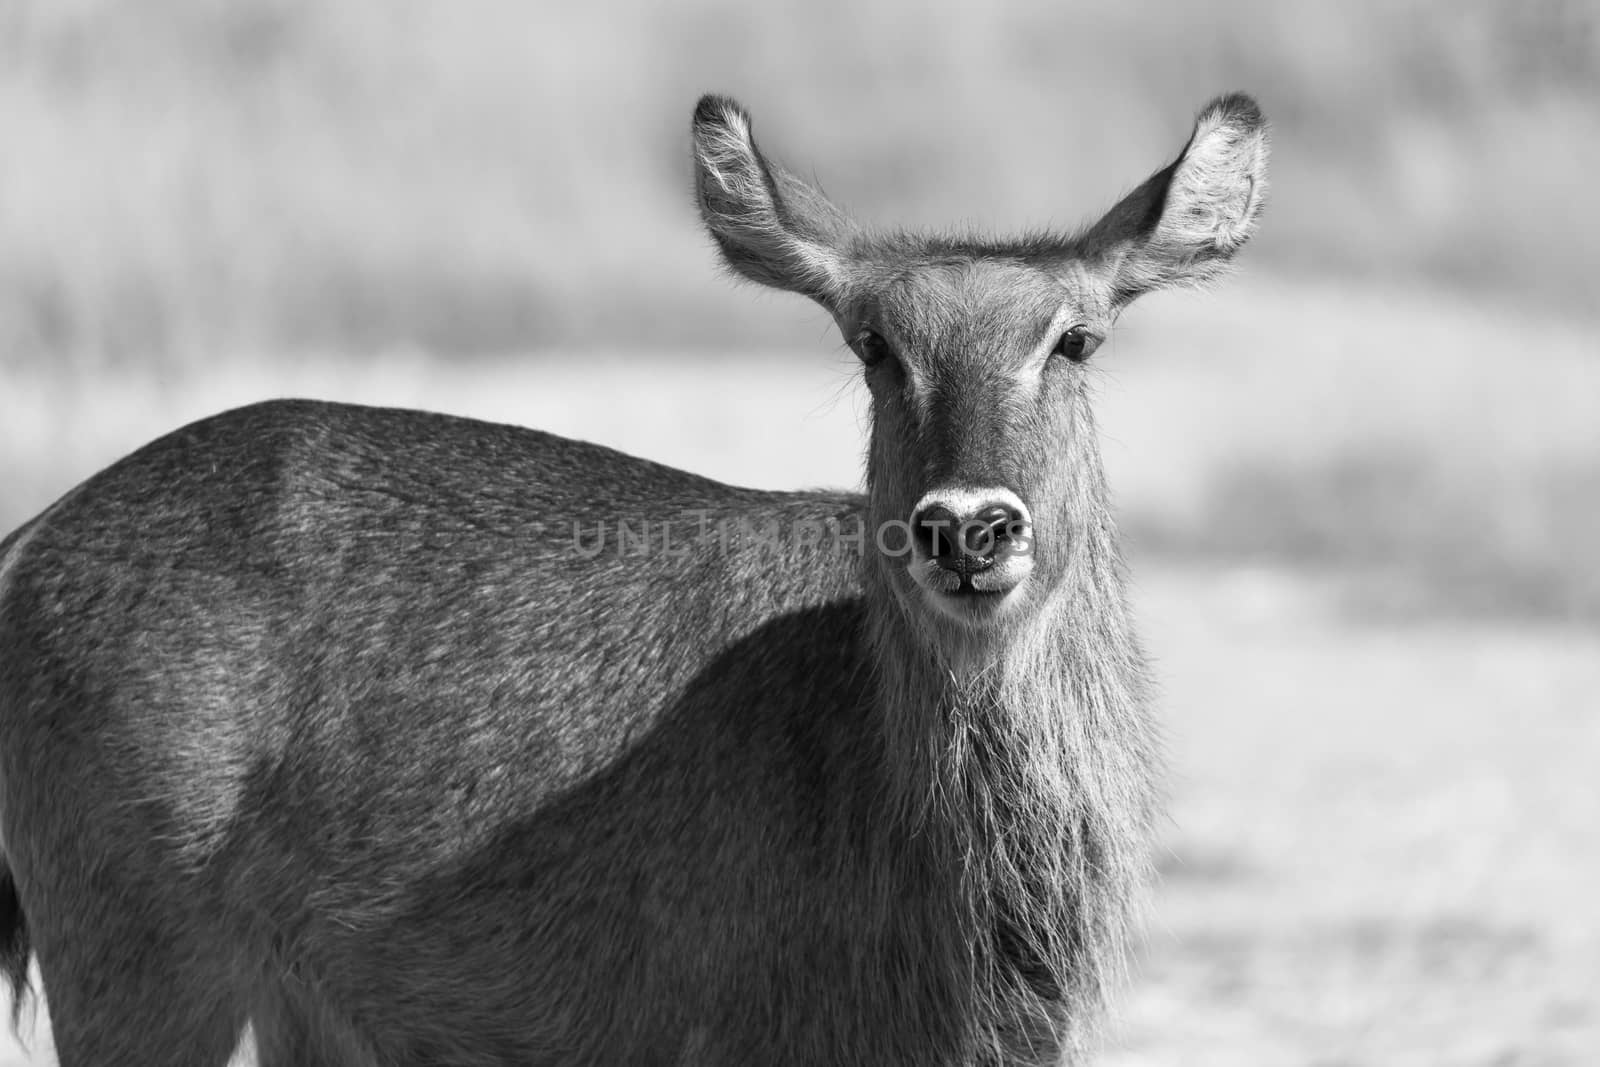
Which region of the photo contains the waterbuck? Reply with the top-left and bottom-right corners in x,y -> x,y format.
0,92 -> 1267,1065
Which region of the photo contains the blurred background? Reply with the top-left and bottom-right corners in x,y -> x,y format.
1,0 -> 1597,1063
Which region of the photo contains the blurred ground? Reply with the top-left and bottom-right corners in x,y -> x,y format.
2,0 -> 1599,1062
1111,568 -> 1600,1066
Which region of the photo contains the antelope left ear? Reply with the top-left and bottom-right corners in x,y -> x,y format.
1082,93 -> 1270,307
692,95 -> 855,308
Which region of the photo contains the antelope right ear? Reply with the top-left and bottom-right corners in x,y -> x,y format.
692,95 -> 854,307
1081,93 -> 1270,308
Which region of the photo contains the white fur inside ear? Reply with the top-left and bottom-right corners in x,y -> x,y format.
696,105 -> 762,203
1166,104 -> 1269,252
691,98 -> 853,301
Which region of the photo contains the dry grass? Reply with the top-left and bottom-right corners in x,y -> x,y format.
1,0 -> 1597,366
1092,276 -> 1600,622
4,273 -> 1597,616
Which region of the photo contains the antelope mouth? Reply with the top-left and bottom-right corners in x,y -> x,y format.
912,564 -> 1030,622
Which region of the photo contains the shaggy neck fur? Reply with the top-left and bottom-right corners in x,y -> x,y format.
860,427 -> 1160,1062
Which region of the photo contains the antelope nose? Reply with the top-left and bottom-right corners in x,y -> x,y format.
911,495 -> 1030,573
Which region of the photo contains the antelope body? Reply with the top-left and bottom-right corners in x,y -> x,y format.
0,94 -> 1267,1065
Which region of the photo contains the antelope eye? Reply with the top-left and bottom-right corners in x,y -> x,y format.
1052,324 -> 1099,363
854,330 -> 894,367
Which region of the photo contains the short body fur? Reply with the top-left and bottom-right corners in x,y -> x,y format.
0,401 -> 1152,1064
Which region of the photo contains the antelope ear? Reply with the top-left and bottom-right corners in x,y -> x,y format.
1081,93 -> 1269,307
692,95 -> 854,307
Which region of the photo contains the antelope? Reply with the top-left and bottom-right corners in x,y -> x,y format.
0,92 -> 1267,1065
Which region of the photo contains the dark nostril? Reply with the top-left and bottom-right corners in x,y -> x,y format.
964,505 -> 1015,557
912,504 -> 961,562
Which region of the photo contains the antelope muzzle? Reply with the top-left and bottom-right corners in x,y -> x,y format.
907,488 -> 1033,617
